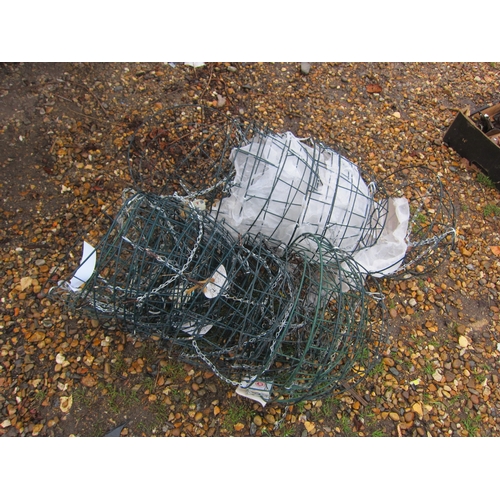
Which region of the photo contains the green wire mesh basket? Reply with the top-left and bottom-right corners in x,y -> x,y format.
52,191 -> 297,385
47,105 -> 456,405
236,233 -> 387,405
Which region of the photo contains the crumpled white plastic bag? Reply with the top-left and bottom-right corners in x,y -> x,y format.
352,197 -> 409,276
213,131 -> 373,251
212,131 -> 410,276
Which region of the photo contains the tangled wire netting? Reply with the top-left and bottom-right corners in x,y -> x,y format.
49,105 -> 456,404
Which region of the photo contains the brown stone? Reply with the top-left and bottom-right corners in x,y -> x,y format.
383,357 -> 395,367
404,411 -> 415,423
253,415 -> 263,426
265,414 -> 276,425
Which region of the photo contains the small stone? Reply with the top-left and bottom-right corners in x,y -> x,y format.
27,331 -> 45,343
459,336 -> 469,348
300,62 -> 311,75
264,414 -> 276,425
412,402 -> 423,417
389,412 -> 400,421
393,111 -> 401,118
81,374 -> 97,387
253,415 -> 262,426
1,419 -> 11,428
304,421 -> 315,433
404,412 -> 415,423
383,357 -> 395,367
32,423 -> 44,436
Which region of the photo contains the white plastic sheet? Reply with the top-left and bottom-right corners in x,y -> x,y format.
213,131 -> 410,276
68,241 -> 96,291
352,197 -> 410,276
213,131 -> 373,251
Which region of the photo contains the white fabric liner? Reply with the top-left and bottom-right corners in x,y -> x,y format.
213,131 -> 410,276
352,197 -> 409,276
68,241 -> 96,291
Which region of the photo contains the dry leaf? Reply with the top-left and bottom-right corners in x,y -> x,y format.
366,84 -> 382,93
490,246 -> 500,256
20,276 -> 32,291
60,395 -> 73,413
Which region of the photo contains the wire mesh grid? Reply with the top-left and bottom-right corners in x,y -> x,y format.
238,233 -> 387,404
47,105 -> 456,405
52,191 -> 297,385
211,128 -> 389,255
374,166 -> 456,278
126,105 -> 455,279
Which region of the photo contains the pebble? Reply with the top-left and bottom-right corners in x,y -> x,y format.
404,412 -> 415,423
383,357 -> 395,367
300,63 -> 311,75
265,414 -> 276,425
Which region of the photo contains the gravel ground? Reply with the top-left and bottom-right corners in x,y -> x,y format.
1,61 -> 500,437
